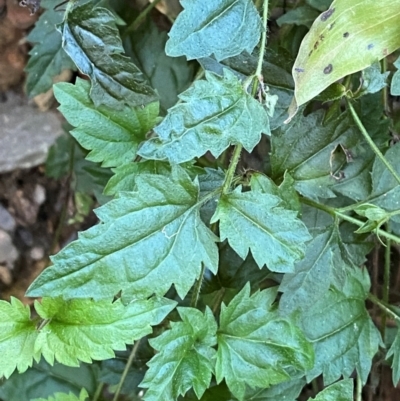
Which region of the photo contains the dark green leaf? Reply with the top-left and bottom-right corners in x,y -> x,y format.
138,69 -> 270,163
211,187 -> 311,272
25,4 -> 75,97
59,2 -> 158,109
308,379 -> 353,401
299,269 -> 381,384
306,0 -> 332,11
166,0 -> 262,61
124,21 -> 195,114
216,284 -> 314,400
0,360 -> 98,401
27,167 -> 219,300
277,5 -> 320,28
54,78 -> 159,168
387,324 -> 400,385
242,377 -> 306,400
141,307 -> 217,400
271,111 -> 359,200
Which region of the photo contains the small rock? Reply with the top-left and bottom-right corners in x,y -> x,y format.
0,229 -> 18,268
0,203 -> 16,232
33,183 -> 46,205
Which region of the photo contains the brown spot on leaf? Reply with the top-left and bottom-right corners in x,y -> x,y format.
323,64 -> 333,74
343,32 -> 349,38
321,8 -> 335,21
295,68 -> 304,73
314,41 -> 320,50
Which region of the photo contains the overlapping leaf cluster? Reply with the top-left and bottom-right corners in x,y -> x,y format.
4,0 -> 400,400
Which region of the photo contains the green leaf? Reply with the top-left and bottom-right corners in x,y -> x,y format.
308,379 -> 353,401
165,0 -> 262,61
306,0 -> 332,12
27,167 -> 219,300
387,324 -> 400,385
140,307 -> 217,400
124,21 -> 195,114
59,2 -> 158,109
53,78 -> 159,168
0,297 -> 39,378
299,269 -> 381,384
360,62 -> 389,95
0,360 -> 98,401
291,0 -> 400,114
25,6 -> 75,97
216,284 -> 314,400
391,56 -> 400,96
138,69 -> 270,163
277,5 -> 320,28
32,388 -> 88,401
34,297 -> 175,366
211,187 -> 311,272
271,110 -> 359,200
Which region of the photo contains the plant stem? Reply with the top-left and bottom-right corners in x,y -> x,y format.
112,340 -> 141,401
221,144 -> 243,194
301,197 -> 400,243
256,0 -> 269,77
381,222 -> 391,340
356,374 -> 362,401
368,293 -> 400,323
346,99 -> 400,185
191,263 -> 205,307
92,382 -> 104,401
123,0 -> 163,37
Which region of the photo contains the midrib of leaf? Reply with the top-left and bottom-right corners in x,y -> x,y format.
192,1 -> 239,34
226,199 -> 295,255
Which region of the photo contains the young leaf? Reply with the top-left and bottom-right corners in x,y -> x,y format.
34,296 -> 175,367
300,269 -> 381,384
211,187 -> 311,272
166,0 -> 262,61
32,388 -> 88,401
58,2 -> 158,109
0,297 -> 39,378
25,4 -> 75,97
53,78 -> 159,168
271,110 -> 359,200
216,284 -> 314,400
308,379 -> 353,401
140,307 -> 217,400
26,167 -> 219,300
138,69 -> 270,164
291,0 -> 400,113
0,360 -> 97,401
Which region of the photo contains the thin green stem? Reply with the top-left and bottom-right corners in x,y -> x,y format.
92,382 -> 104,401
123,0 -> 163,38
381,222 -> 391,340
221,144 -> 243,194
256,0 -> 269,76
346,99 -> 400,185
112,340 -> 141,401
191,263 -> 205,307
301,197 -> 400,243
356,374 -> 362,401
368,293 -> 400,323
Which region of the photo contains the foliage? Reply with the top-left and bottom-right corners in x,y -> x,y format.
3,0 -> 400,400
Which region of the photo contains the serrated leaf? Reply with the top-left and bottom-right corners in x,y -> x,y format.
360,62 -> 390,95
33,388 -> 88,401
387,324 -> 400,385
140,307 -> 217,400
211,187 -> 311,272
0,297 -> 39,378
138,69 -> 270,163
165,0 -> 262,61
216,284 -> 314,400
59,2 -> 158,109
271,110 -> 359,200
391,56 -> 400,96
125,21 -> 195,114
299,269 -> 381,384
25,6 -> 75,97
53,78 -> 159,168
34,297 -> 175,366
291,0 -> 400,113
308,379 -> 353,401
0,360 -> 97,401
27,167 -> 219,300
